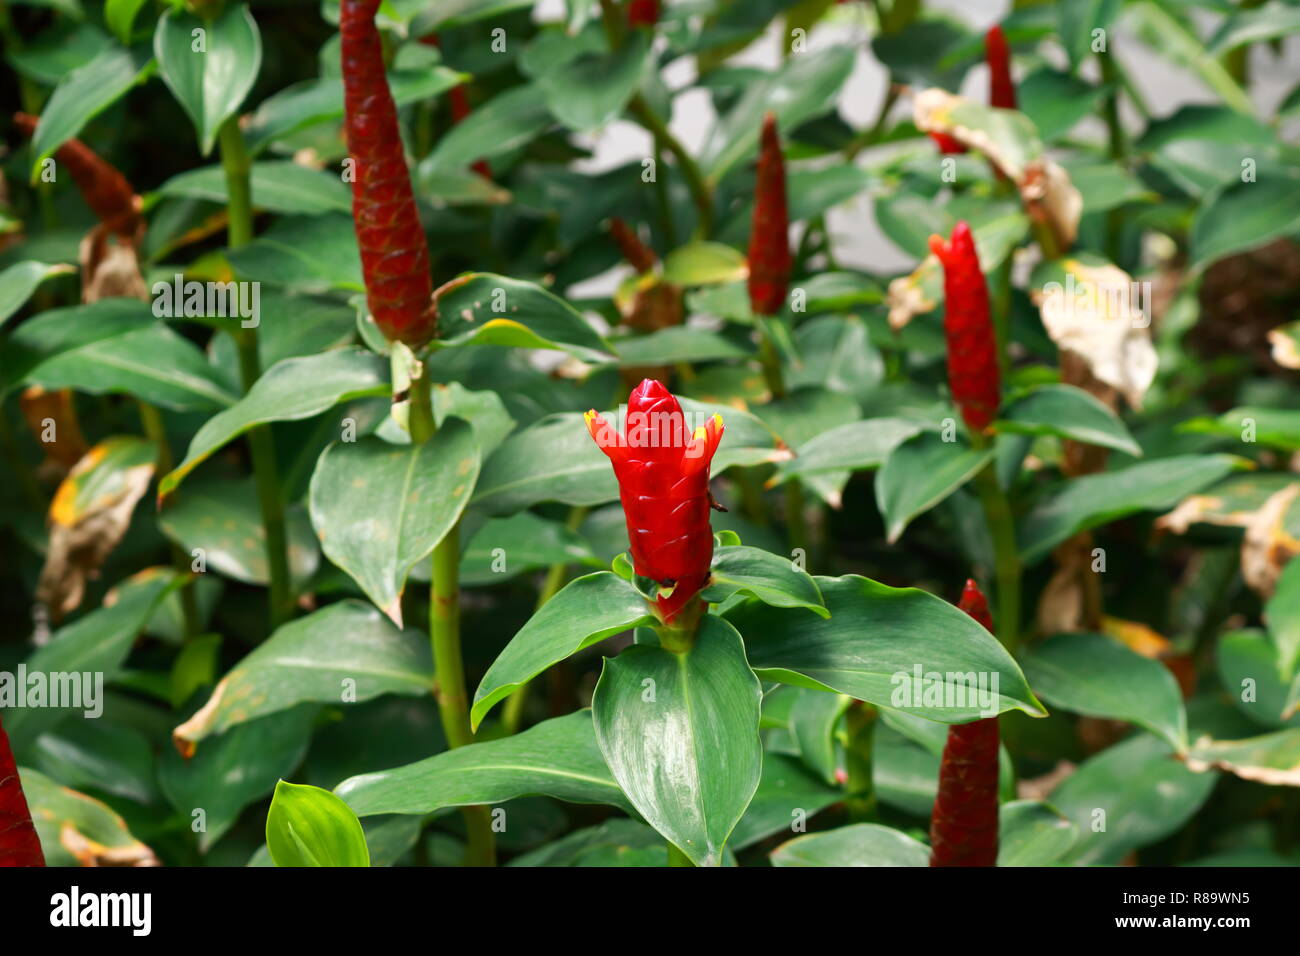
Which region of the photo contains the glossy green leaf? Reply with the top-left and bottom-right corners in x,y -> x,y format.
998,800 -> 1077,866
0,297 -> 156,395
266,780 -> 370,867
536,28 -> 649,131
613,326 -> 752,367
28,45 -> 152,174
771,823 -> 929,867
508,819 -> 667,867
161,349 -> 389,496
173,601 -> 432,751
729,752 -> 842,849
472,572 -> 654,730
431,274 -> 611,362
876,432 -> 993,543
789,689 -> 851,785
105,0 -> 149,43
154,4 -> 262,155
700,545 -> 828,618
1023,632 -> 1188,752
158,479 -> 319,588
593,615 -> 762,866
309,421 -> 480,625
20,768 -> 158,866
159,704 -> 318,851
731,575 -> 1045,722
1267,558 -> 1300,680
661,242 -> 749,287
423,83 -> 551,175
1217,630 -> 1300,730
774,418 -> 923,483
226,213 -> 363,292
1018,454 -> 1244,564
156,161 -> 351,214
0,261 -> 72,328
336,710 -> 631,816
785,316 -> 884,402
1051,732 -> 1217,865
996,384 -> 1141,456
1191,166 -> 1300,268
460,511 -> 599,586
472,413 -> 617,514
1018,67 -> 1106,140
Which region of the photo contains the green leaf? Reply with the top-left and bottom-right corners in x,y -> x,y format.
472,413 -> 617,514
789,689 -> 851,785
700,545 -> 828,617
105,0 -> 149,43
1018,66 -> 1107,140
730,575 -> 1046,722
786,315 -> 884,402
661,242 -> 749,287
266,781 -> 370,867
729,752 -> 842,849
309,422 -> 480,625
1018,454 -> 1244,564
431,273 -> 611,362
1191,166 -> 1300,269
471,572 -> 654,730
774,418 -> 923,483
226,213 -> 362,292
1183,406 -> 1300,450
161,349 -> 388,496
1052,732 -> 1217,865
876,432 -> 993,543
20,768 -> 157,866
508,819 -> 666,867
536,28 -> 649,131
158,478 -> 319,588
28,45 -> 153,175
159,704 -> 318,851
1055,0 -> 1122,71
997,800 -> 1078,866
1217,630 -> 1300,729
0,261 -> 72,329
5,569 -> 180,746
19,321 -> 238,412
460,511 -> 599,586
592,615 -> 763,866
1267,558 -> 1300,680
172,601 -> 432,752
1022,633 -> 1188,751
996,384 -> 1141,456
1185,727 -> 1300,787
702,45 -> 855,180
336,710 -> 631,816
155,161 -> 351,215
770,823 -> 929,867
613,326 -> 752,367
154,4 -> 262,155
423,83 -> 551,175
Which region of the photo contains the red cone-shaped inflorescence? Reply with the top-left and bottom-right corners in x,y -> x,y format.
609,217 -> 658,273
747,113 -> 792,316
341,0 -> 436,348
985,24 -> 1016,110
0,712 -> 45,867
13,113 -> 140,237
586,380 -> 725,623
627,0 -> 660,28
930,579 -> 999,867
930,221 -> 1000,432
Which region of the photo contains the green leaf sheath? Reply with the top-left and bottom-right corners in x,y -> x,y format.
340,0 -> 435,347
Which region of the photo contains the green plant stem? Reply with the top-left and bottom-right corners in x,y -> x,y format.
667,841 -> 695,867
408,371 -> 495,866
627,95 -> 714,238
844,701 -> 877,821
219,117 -> 293,631
137,401 -> 200,638
970,458 -> 1021,654
1097,51 -> 1127,264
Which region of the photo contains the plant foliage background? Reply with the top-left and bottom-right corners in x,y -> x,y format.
2,0 -> 1300,868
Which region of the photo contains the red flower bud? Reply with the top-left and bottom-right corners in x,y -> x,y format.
929,221 -> 1000,432
928,131 -> 968,155
930,578 -> 999,868
0,712 -> 45,866
13,112 -> 141,238
609,217 -> 658,273
747,113 -> 791,316
627,0 -> 660,28
985,25 -> 1016,111
586,379 -> 725,623
341,0 -> 437,348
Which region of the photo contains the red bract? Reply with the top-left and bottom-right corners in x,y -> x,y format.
0,713 -> 45,867
929,221 -> 1000,432
627,0 -> 660,28
985,25 -> 1016,110
929,579 -> 999,868
746,113 -> 792,316
929,131 -> 968,155
609,217 -> 658,273
341,0 -> 436,348
13,112 -> 140,237
586,380 -> 724,623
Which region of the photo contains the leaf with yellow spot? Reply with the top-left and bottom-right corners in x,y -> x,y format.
20,767 -> 158,866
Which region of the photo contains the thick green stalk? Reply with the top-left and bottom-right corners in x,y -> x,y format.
409,372 -> 495,866
844,701 -> 878,821
627,95 -> 714,238
138,401 -> 200,638
219,117 -> 293,630
970,457 -> 1021,654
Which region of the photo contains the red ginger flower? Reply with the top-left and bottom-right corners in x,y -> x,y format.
586,380 -> 725,624
929,221 -> 1000,432
985,25 -> 1016,110
341,0 -> 437,348
627,0 -> 660,28
929,579 -> 999,868
746,113 -> 791,316
0,712 -> 45,867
